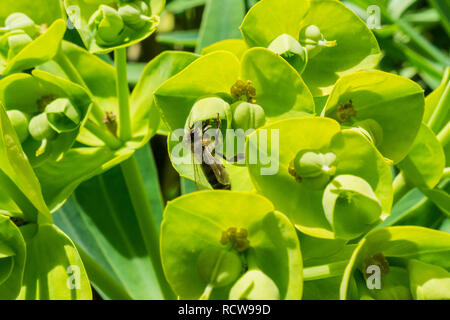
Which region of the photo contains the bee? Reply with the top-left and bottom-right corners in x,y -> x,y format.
185,115 -> 231,190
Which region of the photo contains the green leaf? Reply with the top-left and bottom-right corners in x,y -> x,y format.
398,124 -> 445,189
0,19 -> 66,75
340,226 -> 450,300
196,0 -> 245,53
322,70 -> 425,164
0,215 -> 26,299
18,224 -> 92,300
64,0 -> 161,53
246,117 -> 392,239
54,146 -> 168,299
161,191 -> 302,299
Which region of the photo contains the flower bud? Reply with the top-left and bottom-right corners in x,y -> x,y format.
350,119 -> 384,146
322,175 -> 382,239
232,101 -> 265,132
7,32 -> 33,58
45,98 -> 81,133
186,96 -> 232,129
4,13 -> 39,38
299,25 -> 336,58
268,34 -> 307,73
28,113 -> 57,157
229,270 -> 280,300
7,109 -> 30,143
89,5 -> 125,45
119,1 -> 155,30
289,150 -> 337,189
28,113 -> 57,141
197,247 -> 242,288
408,259 -> 450,300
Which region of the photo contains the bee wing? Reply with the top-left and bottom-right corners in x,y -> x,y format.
190,146 -> 202,191
204,148 -> 230,185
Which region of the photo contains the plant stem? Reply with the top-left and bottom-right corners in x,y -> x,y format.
428,79 -> 450,133
120,156 -> 173,299
113,47 -> 172,299
303,261 -> 348,281
115,48 -> 132,141
84,120 -> 122,150
393,172 -> 412,203
54,52 -> 105,123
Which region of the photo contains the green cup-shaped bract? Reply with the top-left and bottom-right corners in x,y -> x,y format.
322,70 -> 425,163
291,150 -> 336,189
361,266 -> 412,300
322,175 -> 383,240
186,96 -> 232,129
197,247 -> 242,289
268,33 -> 307,74
340,227 -> 450,300
6,109 -> 30,143
348,119 -> 384,147
232,101 -> 265,132
229,269 -> 280,300
246,117 -> 392,239
408,259 -> 450,300
161,191 -> 302,300
240,0 -> 381,96
4,13 -> 39,38
7,32 -> 33,59
119,1 -> 152,30
89,5 -> 125,46
45,98 -> 81,133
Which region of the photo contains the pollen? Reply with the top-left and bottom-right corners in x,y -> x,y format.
221,227 -> 250,252
337,100 -> 357,122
